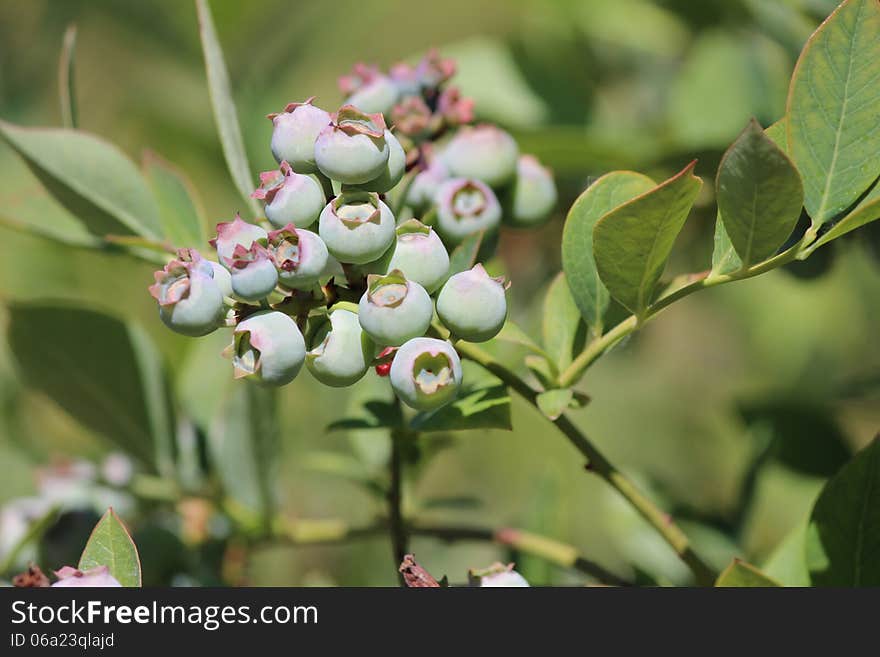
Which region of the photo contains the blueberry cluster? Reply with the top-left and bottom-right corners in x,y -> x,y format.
149,51 -> 556,411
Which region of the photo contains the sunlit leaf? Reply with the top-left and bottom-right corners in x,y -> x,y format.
78,509 -> 142,587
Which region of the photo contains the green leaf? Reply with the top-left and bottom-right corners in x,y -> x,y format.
0,121 -> 162,239
326,400 -> 403,432
764,117 -> 788,153
716,119 -> 804,267
208,385 -> 280,521
143,150 -> 208,249
58,24 -> 78,129
763,521 -> 811,586
411,381 -> 511,432
525,354 -> 556,390
78,509 -> 142,587
536,388 -> 573,421
593,162 -> 703,317
562,171 -> 655,331
7,305 -> 169,467
195,0 -> 260,218
710,214 -> 743,276
787,0 -> 880,225
493,321 -> 548,358
446,230 -> 484,279
809,178 -> 880,250
542,273 -> 585,374
806,436 -> 880,586
715,559 -> 781,587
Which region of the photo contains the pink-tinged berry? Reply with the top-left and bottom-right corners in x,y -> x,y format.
443,124 -> 518,188
340,63 -> 400,116
314,106 -> 390,184
149,249 -> 225,337
268,98 -> 331,173
470,562 -> 530,587
224,242 -> 278,302
52,565 -> 122,588
268,224 -> 329,291
252,161 -> 325,229
210,214 -> 268,265
374,219 -> 449,293
434,178 -> 502,244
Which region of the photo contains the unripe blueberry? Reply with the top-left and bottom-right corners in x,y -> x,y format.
210,214 -> 268,265
471,562 -> 530,587
52,566 -> 122,588
318,191 -> 396,264
436,86 -> 475,127
389,337 -> 463,411
391,96 -> 434,139
228,310 -> 305,386
306,305 -> 375,387
436,264 -> 507,342
315,106 -> 390,184
506,155 -> 557,227
149,249 -> 225,337
407,158 -> 450,213
268,224 -> 329,291
375,219 -> 449,293
345,75 -> 400,116
358,271 -> 433,347
443,124 -> 518,188
207,260 -> 233,297
346,130 -> 405,194
252,161 -> 325,229
434,178 -> 502,245
269,98 -> 331,173
224,243 -> 278,302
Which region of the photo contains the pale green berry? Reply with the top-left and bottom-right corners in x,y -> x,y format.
345,74 -> 400,116
211,214 -> 268,265
443,124 -> 518,188
407,158 -> 449,213
208,260 -> 233,297
375,219 -> 449,293
358,271 -> 433,347
389,337 -> 462,411
471,563 -> 530,587
269,98 -> 331,173
436,264 -> 507,342
346,130 -> 405,194
229,311 -> 305,386
315,106 -> 389,184
306,305 -> 375,387
506,155 -> 557,227
253,162 -> 325,229
268,224 -> 329,291
225,243 -> 278,302
318,191 -> 396,264
434,178 -> 502,245
149,250 -> 225,337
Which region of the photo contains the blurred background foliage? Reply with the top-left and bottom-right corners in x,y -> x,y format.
0,0 -> 878,586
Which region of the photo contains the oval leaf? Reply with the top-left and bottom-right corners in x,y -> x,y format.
536,388 -> 574,421
542,273 -> 584,374
593,162 -> 703,318
809,178 -> 880,250
717,119 -> 804,267
787,0 -> 880,224
806,436 -> 880,586
562,171 -> 655,332
7,305 -> 170,468
715,559 -> 781,587
196,0 -> 260,218
78,509 -> 142,587
0,121 -> 161,239
143,150 -> 208,249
